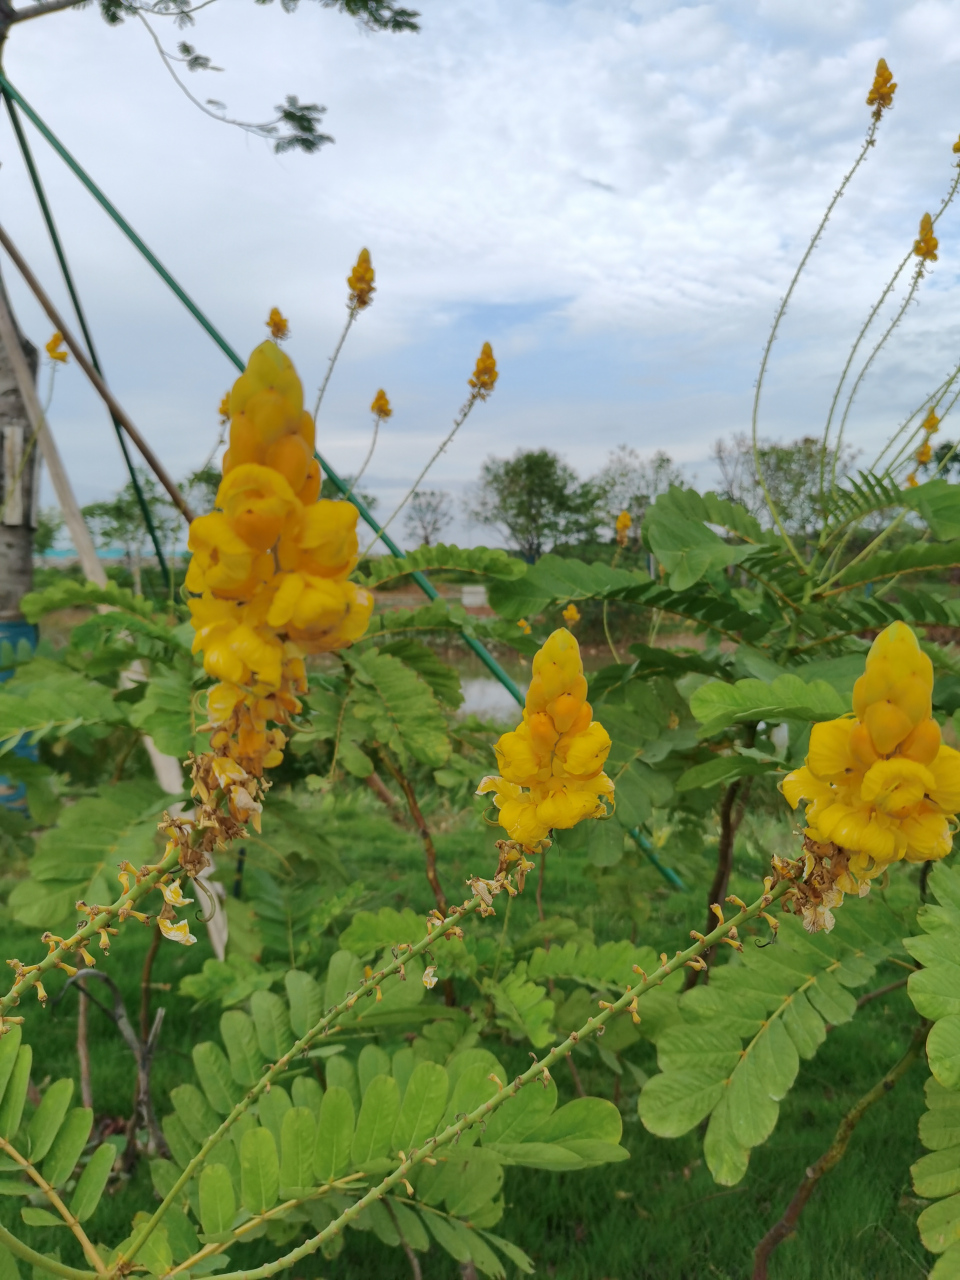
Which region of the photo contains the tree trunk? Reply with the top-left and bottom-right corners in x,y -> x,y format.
0,272 -> 39,622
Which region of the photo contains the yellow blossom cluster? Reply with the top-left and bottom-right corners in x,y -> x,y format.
186,336 -> 373,780
45,332 -> 68,364
782,622 -> 960,923
468,342 -> 499,400
562,603 -> 581,626
866,58 -> 897,113
615,509 -> 632,548
914,212 -> 939,263
370,388 -> 392,419
478,628 -> 614,849
267,307 -> 290,341
347,248 -> 375,310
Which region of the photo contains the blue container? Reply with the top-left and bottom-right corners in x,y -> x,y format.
0,620 -> 38,811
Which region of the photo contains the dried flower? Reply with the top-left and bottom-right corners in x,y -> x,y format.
422,965 -> 438,989
158,918 -> 197,946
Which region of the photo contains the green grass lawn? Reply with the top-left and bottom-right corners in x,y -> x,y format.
0,795 -> 935,1280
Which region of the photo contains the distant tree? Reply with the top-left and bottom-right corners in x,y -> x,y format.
713,433 -> 857,541
593,445 -> 684,543
33,507 -> 63,557
921,441 -> 960,482
83,470 -> 178,596
404,489 -> 452,547
182,465 -> 221,516
469,449 -> 601,561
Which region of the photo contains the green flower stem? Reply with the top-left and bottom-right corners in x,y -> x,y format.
169,1174 -> 367,1278
0,842 -> 184,1022
0,1220 -> 96,1280
207,880 -> 790,1280
0,1137 -> 105,1274
117,892 -> 488,1270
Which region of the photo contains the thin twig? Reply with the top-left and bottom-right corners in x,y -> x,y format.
376,748 -> 447,914
313,308 -> 357,420
0,1136 -> 106,1273
77,985 -> 92,1111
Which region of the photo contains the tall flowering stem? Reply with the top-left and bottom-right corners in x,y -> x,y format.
312,249 -> 376,419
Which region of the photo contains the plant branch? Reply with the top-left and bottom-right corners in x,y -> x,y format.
0,843 -> 182,1023
205,879 -> 790,1280
376,748 -> 447,914
752,1020 -> 928,1280
313,307 -> 358,420
0,1137 -> 106,1273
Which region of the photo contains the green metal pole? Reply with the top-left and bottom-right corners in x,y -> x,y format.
2,90 -> 172,592
0,73 -> 524,705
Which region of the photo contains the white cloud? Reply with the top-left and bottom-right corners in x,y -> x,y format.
3,0 -> 960,547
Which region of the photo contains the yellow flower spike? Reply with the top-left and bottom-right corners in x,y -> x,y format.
370,389 -> 392,419
347,248 -> 376,310
914,212 -> 939,263
478,628 -> 613,849
517,618 -> 532,635
159,879 -> 194,908
468,342 -> 498,400
917,441 -> 933,465
866,57 -> 897,113
45,332 -> 68,364
266,308 -> 290,341
922,409 -> 941,434
782,620 -> 960,929
907,472 -> 919,488
219,392 -> 231,421
158,918 -> 197,946
615,509 -> 632,548
562,603 -> 581,626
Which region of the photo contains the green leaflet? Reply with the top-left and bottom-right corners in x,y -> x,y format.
832,539 -> 960,591
356,543 -> 526,589
487,553 -> 643,621
376,639 -> 463,708
171,1084 -> 220,1145
42,1108 -> 92,1188
349,648 -> 450,768
20,578 -> 157,623
675,755 -> 779,792
70,1143 -> 117,1222
7,780 -> 167,930
482,965 -> 555,1047
314,1086 -> 355,1181
688,674 -> 846,737
0,1045 -> 32,1141
199,1163 -> 236,1237
219,1010 -> 265,1087
250,990 -> 294,1061
907,862 -> 960,1088
192,1043 -> 243,1115
279,1107 -> 316,1191
639,913 -> 877,1183
358,1045 -> 391,1097
126,666 -> 201,760
339,907 -> 423,957
240,1126 -> 279,1215
391,1061 -> 449,1153
351,1075 -> 400,1167
643,489 -> 757,590
0,657 -> 121,754
285,970 -> 323,1037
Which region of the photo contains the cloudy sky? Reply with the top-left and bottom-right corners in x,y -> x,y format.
5,0 -> 960,548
